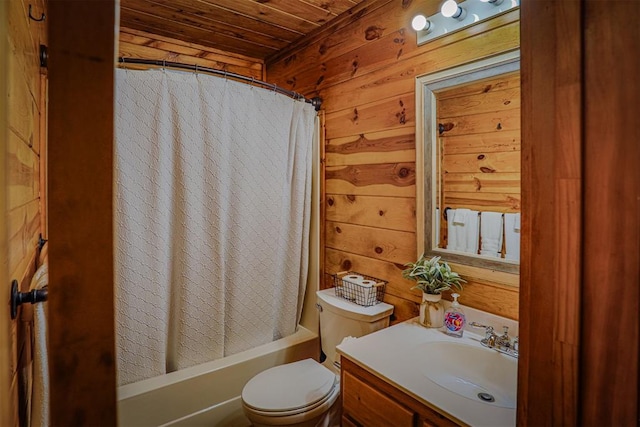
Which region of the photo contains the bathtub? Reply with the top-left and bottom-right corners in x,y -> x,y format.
117,326 -> 319,427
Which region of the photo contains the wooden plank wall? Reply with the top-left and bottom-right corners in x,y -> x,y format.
119,27 -> 264,80
437,72 -> 521,251
1,4 -> 10,426
6,0 -> 47,424
267,0 -> 520,322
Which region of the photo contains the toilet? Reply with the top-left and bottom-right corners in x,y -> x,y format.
241,287 -> 394,426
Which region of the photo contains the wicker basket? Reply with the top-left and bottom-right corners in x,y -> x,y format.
332,271 -> 387,307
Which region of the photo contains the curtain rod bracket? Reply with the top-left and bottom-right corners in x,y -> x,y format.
311,97 -> 323,111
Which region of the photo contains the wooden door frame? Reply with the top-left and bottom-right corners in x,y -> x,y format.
47,1 -> 117,424
519,0 -> 639,425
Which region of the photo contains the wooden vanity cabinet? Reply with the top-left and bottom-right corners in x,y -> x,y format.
340,357 -> 460,427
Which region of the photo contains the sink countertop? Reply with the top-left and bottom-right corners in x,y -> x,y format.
336,318 -> 517,427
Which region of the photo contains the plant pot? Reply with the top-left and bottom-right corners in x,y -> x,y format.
419,293 -> 444,328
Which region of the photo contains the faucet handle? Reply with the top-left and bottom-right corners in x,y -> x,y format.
469,321 -> 494,337
469,321 -> 488,329
501,326 -> 510,337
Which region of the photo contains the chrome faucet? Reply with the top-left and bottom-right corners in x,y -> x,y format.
469,322 -> 518,358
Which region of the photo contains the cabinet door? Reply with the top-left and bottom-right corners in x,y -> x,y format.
422,410 -> 460,427
343,370 -> 415,427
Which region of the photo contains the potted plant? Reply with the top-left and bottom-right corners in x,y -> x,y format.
402,255 -> 466,328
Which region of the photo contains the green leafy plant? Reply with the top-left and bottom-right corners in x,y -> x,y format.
402,255 -> 466,295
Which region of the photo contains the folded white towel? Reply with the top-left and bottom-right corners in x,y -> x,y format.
447,209 -> 458,251
464,210 -> 480,254
447,209 -> 479,254
480,212 -> 504,258
514,213 -> 521,232
453,208 -> 470,225
30,264 -> 49,427
435,207 -> 441,248
454,212 -> 467,251
504,213 -> 521,261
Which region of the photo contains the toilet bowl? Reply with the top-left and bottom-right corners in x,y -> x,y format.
241,359 -> 340,427
241,288 -> 394,426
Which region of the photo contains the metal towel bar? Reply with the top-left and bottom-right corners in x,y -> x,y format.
10,279 -> 48,320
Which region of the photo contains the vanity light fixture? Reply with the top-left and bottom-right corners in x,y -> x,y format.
412,0 -> 520,45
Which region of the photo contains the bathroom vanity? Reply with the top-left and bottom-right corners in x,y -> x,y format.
341,356 -> 458,426
337,316 -> 518,427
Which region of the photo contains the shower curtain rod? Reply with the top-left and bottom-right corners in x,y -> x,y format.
118,57 -> 323,111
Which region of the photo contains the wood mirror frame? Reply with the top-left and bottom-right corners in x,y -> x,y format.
416,50 -> 520,275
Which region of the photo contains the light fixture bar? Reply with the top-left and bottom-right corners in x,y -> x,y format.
414,0 -> 520,46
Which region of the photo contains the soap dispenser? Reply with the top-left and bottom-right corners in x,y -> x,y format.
443,293 -> 465,338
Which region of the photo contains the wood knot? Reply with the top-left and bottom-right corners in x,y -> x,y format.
379,210 -> 385,216
327,197 -> 334,206
335,226 -> 342,233
342,260 -> 352,270
480,166 -> 496,173
477,154 -> 486,160
496,122 -> 503,130
375,247 -> 383,254
364,25 -> 384,40
347,194 -> 356,202
398,167 -> 410,178
351,107 -> 359,123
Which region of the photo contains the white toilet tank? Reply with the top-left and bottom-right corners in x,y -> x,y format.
316,288 -> 394,369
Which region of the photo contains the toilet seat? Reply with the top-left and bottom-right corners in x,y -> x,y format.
241,359 -> 340,424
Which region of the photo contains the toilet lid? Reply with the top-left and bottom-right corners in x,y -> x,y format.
242,359 -> 337,413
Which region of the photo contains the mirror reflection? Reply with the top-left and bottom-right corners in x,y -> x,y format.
417,52 -> 520,274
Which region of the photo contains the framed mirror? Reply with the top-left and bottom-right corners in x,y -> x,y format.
416,51 -> 520,274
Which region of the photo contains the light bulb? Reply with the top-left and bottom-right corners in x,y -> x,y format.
441,0 -> 459,17
411,15 -> 432,32
441,0 -> 466,19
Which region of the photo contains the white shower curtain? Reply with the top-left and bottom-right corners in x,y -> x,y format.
114,68 -> 315,386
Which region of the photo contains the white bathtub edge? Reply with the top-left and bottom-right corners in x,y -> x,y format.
117,326 -> 319,427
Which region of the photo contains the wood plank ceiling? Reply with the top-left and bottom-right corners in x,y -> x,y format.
119,0 -> 369,61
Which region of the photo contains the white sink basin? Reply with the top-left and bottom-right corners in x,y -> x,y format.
417,341 -> 517,409
336,318 -> 518,426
